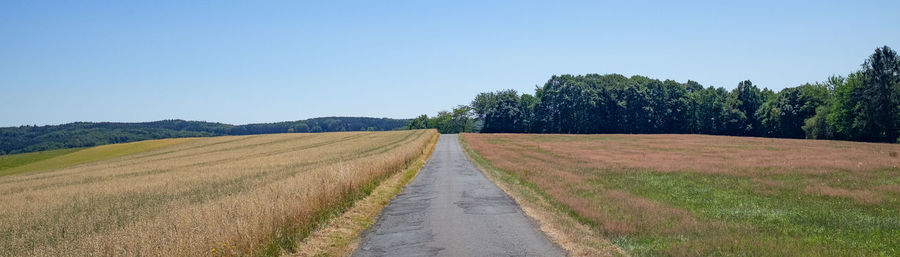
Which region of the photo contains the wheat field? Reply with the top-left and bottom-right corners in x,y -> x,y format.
0,129 -> 437,256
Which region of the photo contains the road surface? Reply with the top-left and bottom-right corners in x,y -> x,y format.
352,134 -> 565,257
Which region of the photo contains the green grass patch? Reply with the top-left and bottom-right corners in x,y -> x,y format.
588,171 -> 899,256
0,148 -> 83,176
0,138 -> 194,177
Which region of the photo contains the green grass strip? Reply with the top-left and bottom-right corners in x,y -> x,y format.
0,148 -> 83,176
0,138 -> 193,177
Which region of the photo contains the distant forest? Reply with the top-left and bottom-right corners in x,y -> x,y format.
0,117 -> 409,155
6,46 -> 898,155
409,46 -> 900,143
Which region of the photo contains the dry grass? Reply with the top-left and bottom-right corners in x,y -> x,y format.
291,133 -> 438,257
462,133 -> 900,256
804,183 -> 882,205
459,136 -> 626,257
0,130 -> 436,257
501,134 -> 900,175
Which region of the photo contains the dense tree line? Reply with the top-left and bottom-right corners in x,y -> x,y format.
404,106 -> 479,133
0,117 -> 409,155
418,46 -> 900,143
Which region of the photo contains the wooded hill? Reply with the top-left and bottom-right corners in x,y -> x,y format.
0,117 -> 409,155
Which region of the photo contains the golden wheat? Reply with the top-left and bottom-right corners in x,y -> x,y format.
0,130 -> 436,256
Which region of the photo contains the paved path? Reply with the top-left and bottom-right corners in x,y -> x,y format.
352,134 -> 565,257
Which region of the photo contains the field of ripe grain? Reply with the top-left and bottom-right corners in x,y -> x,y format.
462,134 -> 900,256
0,129 -> 437,257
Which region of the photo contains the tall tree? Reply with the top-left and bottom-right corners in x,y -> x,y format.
724,80 -> 766,136
856,46 -> 900,142
405,115 -> 430,130
759,83 -> 829,138
473,90 -> 524,133
519,93 -> 540,133
687,86 -> 729,134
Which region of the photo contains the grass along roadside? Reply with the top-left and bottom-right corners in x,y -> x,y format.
459,133 -> 626,257
289,132 -> 439,257
256,132 -> 441,257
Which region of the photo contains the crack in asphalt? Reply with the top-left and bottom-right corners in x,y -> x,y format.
352,134 -> 565,257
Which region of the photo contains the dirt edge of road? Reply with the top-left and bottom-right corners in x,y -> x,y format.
458,133 -> 628,257
291,132 -> 440,257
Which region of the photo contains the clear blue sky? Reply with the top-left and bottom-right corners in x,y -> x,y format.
2,0 -> 898,127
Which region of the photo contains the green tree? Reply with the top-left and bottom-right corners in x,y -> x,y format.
444,105 -> 475,133
483,90 -> 524,133
759,83 -> 830,138
724,80 -> 765,136
687,86 -> 729,134
405,115 -> 429,130
856,46 -> 900,142
519,93 -> 540,132
453,47 -> 899,143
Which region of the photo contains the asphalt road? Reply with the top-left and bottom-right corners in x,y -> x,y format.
352,134 -> 565,257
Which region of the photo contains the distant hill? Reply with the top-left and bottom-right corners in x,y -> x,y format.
0,117 -> 410,155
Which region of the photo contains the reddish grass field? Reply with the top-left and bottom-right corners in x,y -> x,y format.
462,134 -> 900,256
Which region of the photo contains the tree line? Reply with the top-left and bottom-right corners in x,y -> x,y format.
404,106 -> 479,134
409,46 -> 900,143
0,117 -> 409,155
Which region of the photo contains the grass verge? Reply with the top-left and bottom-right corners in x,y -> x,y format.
279,132 -> 439,257
459,134 -> 626,257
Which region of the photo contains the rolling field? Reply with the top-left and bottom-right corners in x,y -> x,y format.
0,130 -> 436,256
462,134 -> 900,256
0,148 -> 83,176
0,137 -> 196,177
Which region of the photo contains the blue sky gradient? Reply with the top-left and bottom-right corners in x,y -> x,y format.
2,0 -> 898,126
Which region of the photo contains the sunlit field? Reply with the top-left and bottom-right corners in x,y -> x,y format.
0,137 -> 195,177
0,130 -> 436,256
462,134 -> 899,256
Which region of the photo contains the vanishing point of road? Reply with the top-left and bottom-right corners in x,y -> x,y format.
352,134 -> 565,257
